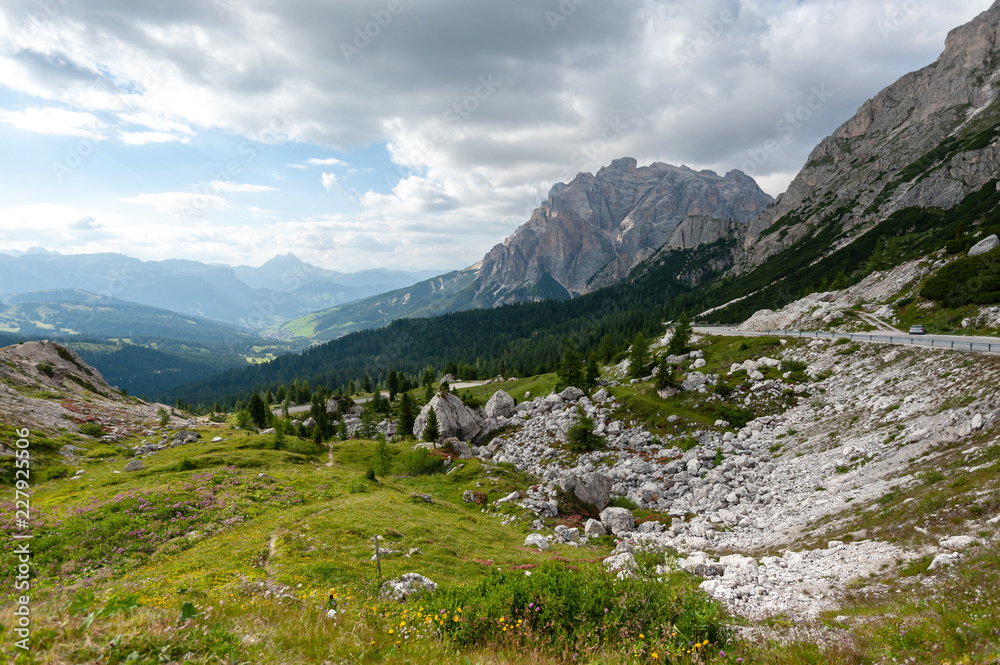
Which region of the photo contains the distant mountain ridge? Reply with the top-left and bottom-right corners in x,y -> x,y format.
0,252 -> 437,329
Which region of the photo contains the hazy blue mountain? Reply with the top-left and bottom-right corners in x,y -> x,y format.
0,251 -> 438,329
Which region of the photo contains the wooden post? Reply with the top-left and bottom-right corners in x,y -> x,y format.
374,535 -> 382,580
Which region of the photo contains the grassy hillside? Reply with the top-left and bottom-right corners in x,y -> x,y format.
0,422 -> 728,664
268,268 -> 480,343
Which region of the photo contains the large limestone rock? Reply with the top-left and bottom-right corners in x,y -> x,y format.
969,234 -> 1000,257
599,507 -> 636,536
412,392 -> 485,442
571,472 -> 612,510
484,390 -> 516,419
381,573 -> 437,600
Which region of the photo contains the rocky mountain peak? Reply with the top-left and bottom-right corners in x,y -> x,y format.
476,158 -> 773,305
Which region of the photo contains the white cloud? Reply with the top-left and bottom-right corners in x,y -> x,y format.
0,0 -> 993,270
119,192 -> 230,216
305,157 -> 346,166
320,172 -> 339,190
120,130 -> 190,145
204,181 -> 277,193
0,106 -> 106,139
69,216 -> 102,230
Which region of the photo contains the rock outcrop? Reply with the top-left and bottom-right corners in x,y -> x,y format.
475,158 -> 773,305
412,392 -> 486,442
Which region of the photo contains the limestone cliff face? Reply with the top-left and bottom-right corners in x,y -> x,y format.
475,158 -> 773,305
741,0 -> 1000,269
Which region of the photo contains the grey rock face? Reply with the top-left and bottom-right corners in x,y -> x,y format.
969,234 -> 1000,257
584,518 -> 607,537
475,158 -> 772,304
124,459 -> 144,472
572,472 -> 613,510
484,390 -> 516,419
599,506 -> 636,535
524,533 -> 549,550
412,392 -> 485,442
742,2 -> 1000,272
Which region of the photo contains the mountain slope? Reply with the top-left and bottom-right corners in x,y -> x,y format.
267,268 -> 480,343
739,0 -> 1000,271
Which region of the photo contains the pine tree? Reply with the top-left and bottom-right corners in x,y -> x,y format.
387,370 -> 399,402
565,406 -> 606,452
363,375 -> 372,393
666,312 -> 693,356
248,394 -> 269,429
654,354 -> 679,391
359,402 -> 378,439
628,332 -> 650,379
264,387 -> 274,405
585,352 -> 600,389
598,334 -> 616,362
556,340 -> 584,390
397,392 -> 416,437
422,407 -> 440,443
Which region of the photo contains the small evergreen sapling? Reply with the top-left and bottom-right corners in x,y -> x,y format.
565,406 -> 606,453
423,407 -> 440,443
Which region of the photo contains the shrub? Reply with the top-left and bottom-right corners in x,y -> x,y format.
565,407 -> 606,453
421,563 -> 730,656
713,404 -> 752,429
175,458 -> 198,472
371,438 -> 393,477
157,407 -> 170,427
348,478 -> 368,494
921,246 -> 1000,306
37,464 -> 71,483
397,447 -> 445,476
607,496 -> 639,510
78,422 -> 104,437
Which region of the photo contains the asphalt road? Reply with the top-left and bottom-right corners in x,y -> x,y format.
694,327 -> 1000,353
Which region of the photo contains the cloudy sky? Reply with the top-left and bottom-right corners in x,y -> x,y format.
0,0 -> 992,272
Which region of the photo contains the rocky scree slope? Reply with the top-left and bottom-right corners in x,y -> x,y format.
476,158 -> 772,305
472,337 -> 1000,620
739,0 -> 1000,271
0,340 -> 182,443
